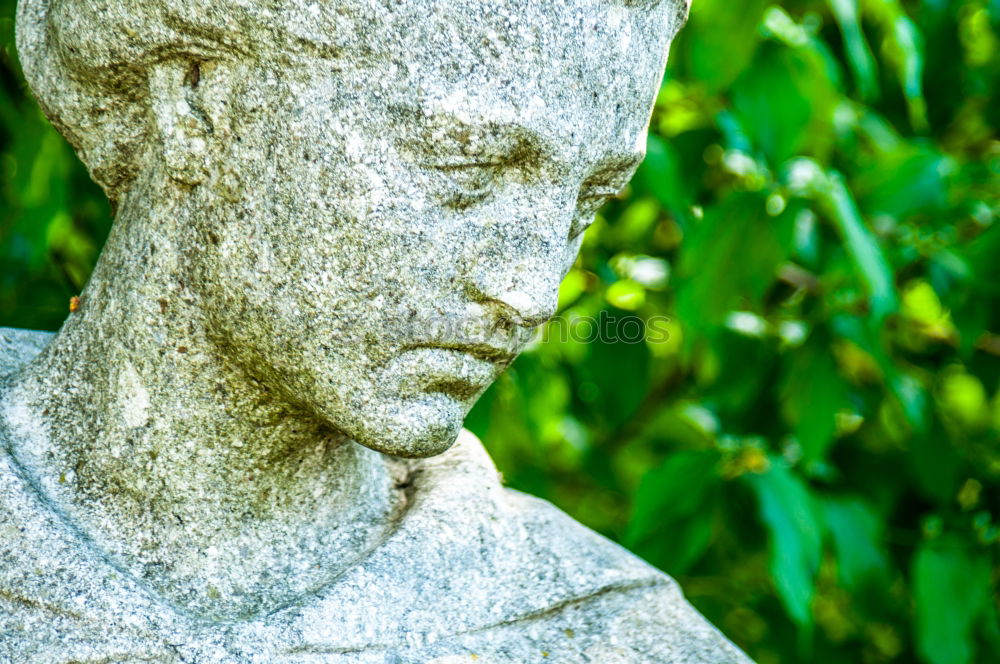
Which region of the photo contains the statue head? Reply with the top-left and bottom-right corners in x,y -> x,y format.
16,0 -> 689,457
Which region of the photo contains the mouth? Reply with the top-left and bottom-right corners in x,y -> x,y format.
391,345 -> 516,399
401,339 -> 518,366
410,341 -> 518,365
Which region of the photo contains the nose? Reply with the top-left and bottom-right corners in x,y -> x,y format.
492,289 -> 555,329
466,256 -> 562,330
458,193 -> 574,329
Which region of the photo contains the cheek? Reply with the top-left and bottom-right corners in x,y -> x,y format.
209,120 -> 466,319
229,208 -> 426,350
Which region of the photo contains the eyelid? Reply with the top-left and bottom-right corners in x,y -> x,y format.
419,156 -> 511,170
410,121 -> 546,170
421,159 -> 500,209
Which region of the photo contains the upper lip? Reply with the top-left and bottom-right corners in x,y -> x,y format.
405,341 -> 517,364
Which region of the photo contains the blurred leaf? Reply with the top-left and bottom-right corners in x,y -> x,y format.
630,450 -> 720,531
731,41 -> 838,165
576,316 -> 651,429
682,0 -> 769,93
853,146 -> 954,219
821,497 -> 890,593
676,193 -> 795,331
913,540 -> 993,664
908,417 -> 963,503
627,450 -> 722,574
746,463 -> 823,629
634,135 -> 692,224
788,161 -> 899,321
606,279 -> 646,311
780,331 -> 848,462
863,0 -> 930,130
828,0 -> 880,100
960,223 -> 1000,295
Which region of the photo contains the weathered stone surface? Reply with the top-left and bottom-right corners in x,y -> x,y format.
2,0 -> 752,660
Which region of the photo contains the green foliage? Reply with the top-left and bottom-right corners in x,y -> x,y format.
1,0 -> 998,662
913,539 -> 995,664
0,0 -> 111,330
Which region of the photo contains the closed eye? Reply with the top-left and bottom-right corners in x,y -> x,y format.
416,135 -> 539,209
401,109 -> 549,209
421,160 -> 508,210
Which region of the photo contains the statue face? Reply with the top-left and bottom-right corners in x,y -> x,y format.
184,1 -> 680,457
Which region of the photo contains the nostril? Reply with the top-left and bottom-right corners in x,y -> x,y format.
493,290 -> 553,329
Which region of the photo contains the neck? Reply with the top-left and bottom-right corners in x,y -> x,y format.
0,189 -> 406,620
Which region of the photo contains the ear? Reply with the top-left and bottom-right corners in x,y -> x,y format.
148,61 -> 213,186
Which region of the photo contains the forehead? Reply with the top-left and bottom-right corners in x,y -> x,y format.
281,0 -> 680,63
274,0 -> 680,157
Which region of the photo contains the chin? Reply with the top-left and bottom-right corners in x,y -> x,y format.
328,392 -> 468,459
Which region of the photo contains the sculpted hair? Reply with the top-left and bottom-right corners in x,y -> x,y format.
16,0 -> 371,202
16,0 -> 688,203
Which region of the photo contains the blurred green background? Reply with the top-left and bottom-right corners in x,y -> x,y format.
2,0 -> 998,662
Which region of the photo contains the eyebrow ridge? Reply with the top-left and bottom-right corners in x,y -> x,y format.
403,107 -> 560,167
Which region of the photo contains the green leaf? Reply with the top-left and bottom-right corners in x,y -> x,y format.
821,497 -> 890,593
788,162 -> 899,321
828,0 -> 879,100
576,314 -> 651,429
780,331 -> 848,462
676,192 -> 796,333
627,450 -> 722,575
746,462 -> 823,629
853,146 -> 954,219
679,0 -> 769,93
731,42 -> 836,164
629,450 -> 721,531
913,539 -> 993,664
908,417 -> 962,503
961,224 -> 1000,296
864,0 -> 929,131
634,134 -> 692,225
826,171 -> 899,321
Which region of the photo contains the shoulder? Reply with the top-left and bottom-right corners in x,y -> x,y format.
411,430 -> 677,594
422,429 -> 662,581
418,582 -> 754,664
0,446 -> 173,661
408,431 -> 754,662
0,327 -> 53,379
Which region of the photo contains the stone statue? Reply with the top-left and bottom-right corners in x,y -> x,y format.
1,0 -> 752,661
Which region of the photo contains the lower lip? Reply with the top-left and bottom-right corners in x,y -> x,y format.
390,348 -> 502,398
